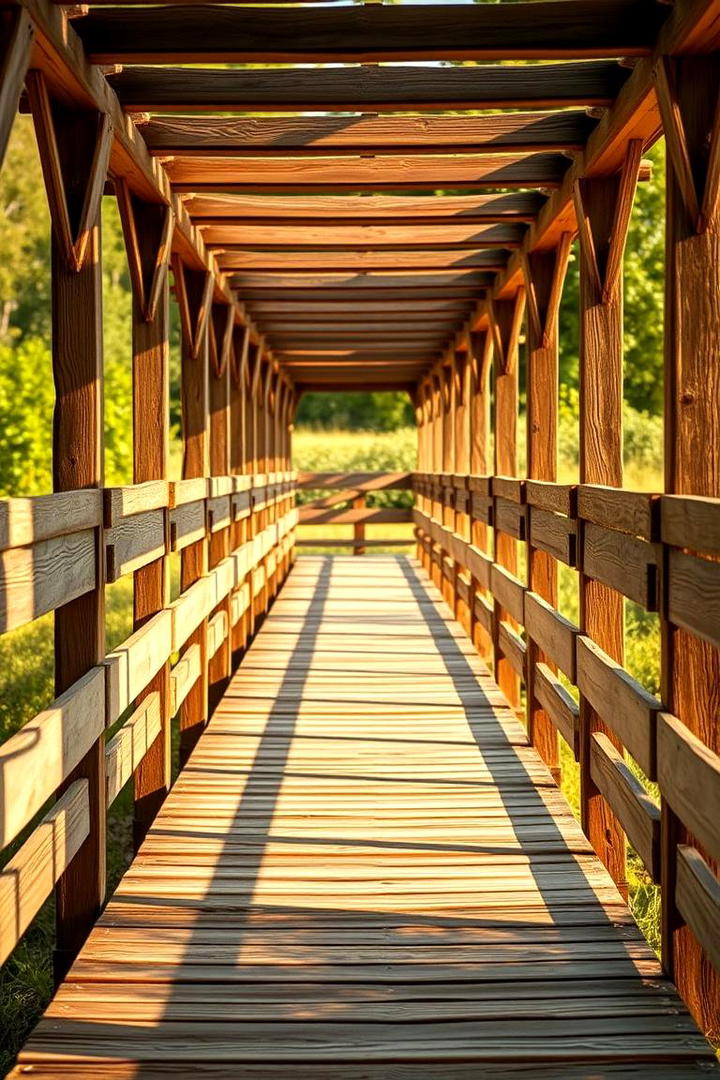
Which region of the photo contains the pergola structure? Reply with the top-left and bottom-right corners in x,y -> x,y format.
1,0 -> 720,1074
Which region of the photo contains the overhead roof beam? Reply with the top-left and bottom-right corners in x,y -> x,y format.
141,112 -> 597,156
183,193 -> 546,225
200,222 -> 526,249
108,62 -> 629,112
164,152 -> 571,194
79,2 -> 664,63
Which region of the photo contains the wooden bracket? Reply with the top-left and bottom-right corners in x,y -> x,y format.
0,8 -> 34,171
522,232 -> 573,349
172,257 -> 212,360
488,288 -> 526,377
470,328 -> 493,386
573,140 -> 643,303
231,323 -> 249,389
26,70 -> 113,273
655,55 -> 720,234
116,179 -> 174,322
209,302 -> 234,378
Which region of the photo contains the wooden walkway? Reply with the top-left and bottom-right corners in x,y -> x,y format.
13,557 -> 716,1078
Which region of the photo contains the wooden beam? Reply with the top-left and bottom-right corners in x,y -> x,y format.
141,112 -> 597,156
165,153 -> 570,194
183,193 -> 545,224
231,271 -> 492,291
246,300 -> 470,316
218,251 -> 509,273
201,223 -> 526,250
79,2 -> 664,63
108,62 -> 629,113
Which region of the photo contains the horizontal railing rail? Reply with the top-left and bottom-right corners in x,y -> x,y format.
414,469 -> 720,1008
0,471 -> 297,967
296,470 -> 413,554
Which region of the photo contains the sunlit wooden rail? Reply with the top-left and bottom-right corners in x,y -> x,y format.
296,471 -> 413,553
8,555 -> 718,1076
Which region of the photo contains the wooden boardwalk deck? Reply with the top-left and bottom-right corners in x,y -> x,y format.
13,556 -> 716,1078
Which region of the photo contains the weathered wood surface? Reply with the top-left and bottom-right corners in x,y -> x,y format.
17,556 -> 713,1076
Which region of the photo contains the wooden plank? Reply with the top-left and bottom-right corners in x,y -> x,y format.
142,113 -> 596,156
185,193 -> 544,225
205,223 -> 526,249
103,610 -> 173,725
666,549 -> 720,650
493,498 -> 527,541
675,845 -> 720,977
534,662 -> 579,758
657,712 -> 720,866
489,564 -> 525,625
170,644 -> 202,717
497,620 -> 527,679
590,733 -> 660,880
208,609 -> 229,660
170,498 -> 206,552
170,576 -> 213,652
575,636 -> 660,780
105,507 -> 167,582
578,485 -> 658,541
105,693 -> 162,808
0,667 -> 104,848
103,481 -> 169,525
524,591 -> 578,681
108,63 -> 630,113
0,529 -> 96,633
529,506 -> 577,566
661,494 -> 720,554
300,508 -> 412,526
169,155 -> 568,196
0,781 -> 89,966
582,522 -> 659,610
220,252 -> 510,272
525,481 -> 576,517
0,490 -> 102,553
80,3 -> 662,63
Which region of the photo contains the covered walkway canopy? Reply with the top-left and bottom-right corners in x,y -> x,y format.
0,0 -> 720,1074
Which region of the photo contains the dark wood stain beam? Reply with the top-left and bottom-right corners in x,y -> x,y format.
217,251 -> 509,272
141,112 -> 597,156
108,63 -> 629,112
79,2 -> 665,63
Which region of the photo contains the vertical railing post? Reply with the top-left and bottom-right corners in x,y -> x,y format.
656,53 -> 720,1037
230,323 -> 248,666
469,327 -> 492,659
353,493 -> 366,555
453,348 -> 470,630
208,301 -> 233,713
173,257 -> 211,767
30,73 -> 111,979
489,292 -> 525,712
522,237 -> 571,782
117,183 -> 174,847
573,145 -> 642,897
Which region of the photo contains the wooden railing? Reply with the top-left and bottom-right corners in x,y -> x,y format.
296,471 -> 414,553
414,470 -> 720,1023
0,472 -> 297,969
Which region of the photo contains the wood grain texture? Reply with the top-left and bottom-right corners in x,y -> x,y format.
109,62 -> 628,113
143,112 -> 595,156
80,3 -> 662,63
17,556 -> 712,1074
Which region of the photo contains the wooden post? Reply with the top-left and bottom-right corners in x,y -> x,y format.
453,347 -> 470,628
657,53 -> 720,1040
230,323 -> 247,665
37,88 -> 110,981
469,328 -> 492,658
117,183 -> 174,847
208,301 -> 233,713
489,292 -> 525,711
0,9 -> 34,172
173,256 -> 211,767
522,236 -> 572,781
573,142 -> 642,896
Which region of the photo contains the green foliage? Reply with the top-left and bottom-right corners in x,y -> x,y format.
296,391 -> 414,431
